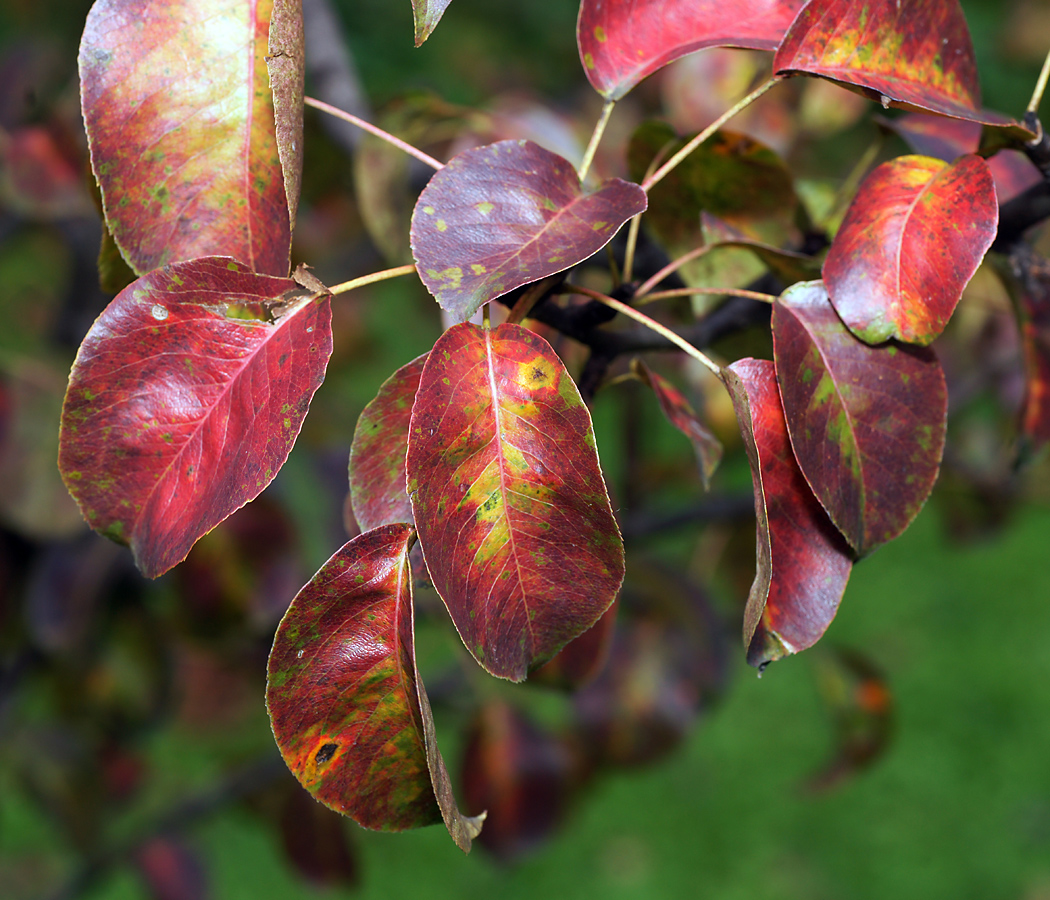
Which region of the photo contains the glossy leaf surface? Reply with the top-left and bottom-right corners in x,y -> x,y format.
772,282 -> 947,556
80,0 -> 290,276
577,0 -> 805,100
59,257 -> 332,578
412,0 -> 453,46
721,359 -> 853,668
823,154 -> 997,345
406,323 -> 624,681
411,140 -> 646,323
774,0 -> 1018,128
267,0 -> 305,229
267,524 -> 483,850
349,353 -> 427,533
632,359 -> 722,490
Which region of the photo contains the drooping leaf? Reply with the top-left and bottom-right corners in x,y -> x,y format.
631,359 -> 722,490
406,322 -> 624,682
773,0 -> 1024,131
577,0 -> 806,100
823,154 -> 998,345
772,281 -> 947,556
460,701 -> 580,862
266,524 -> 483,851
531,597 -> 618,690
80,0 -> 290,276
58,257 -> 333,579
411,140 -> 646,323
267,0 -> 305,230
1005,250 -> 1050,454
412,0 -> 452,46
349,353 -> 427,533
720,358 -> 853,668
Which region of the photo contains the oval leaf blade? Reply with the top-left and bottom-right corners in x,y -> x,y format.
410,140 -> 646,324
823,154 -> 998,345
58,257 -> 333,578
80,0 -> 290,276
266,524 -> 483,851
406,322 -> 624,682
721,358 -> 853,669
773,0 -> 1019,129
771,281 -> 947,556
349,353 -> 427,533
578,0 -> 806,100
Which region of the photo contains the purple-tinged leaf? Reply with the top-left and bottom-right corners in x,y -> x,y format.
349,353 -> 427,532
267,0 -> 305,230
774,0 -> 1026,133
59,257 -> 333,578
772,281 -> 947,556
721,358 -> 853,667
632,359 -> 722,490
80,0 -> 290,276
412,0 -> 453,46
267,524 -> 484,851
823,154 -> 998,345
578,0 -> 806,100
411,140 -> 646,324
406,322 -> 624,682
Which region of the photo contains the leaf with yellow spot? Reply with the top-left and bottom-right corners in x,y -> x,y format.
267,523 -> 484,851
771,282 -> 947,556
410,140 -> 646,324
406,323 -> 624,681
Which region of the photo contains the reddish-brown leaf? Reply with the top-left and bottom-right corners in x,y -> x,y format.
774,0 -> 1021,130
80,0 -> 290,276
1009,251 -> 1050,452
631,359 -> 723,490
531,597 -> 618,690
721,359 -> 853,668
823,154 -> 998,345
266,524 -> 484,851
278,785 -> 359,889
772,281 -> 947,556
349,353 -> 427,533
411,140 -> 646,323
58,257 -> 333,578
577,0 -> 806,100
412,0 -> 453,46
267,0 -> 305,230
406,323 -> 624,682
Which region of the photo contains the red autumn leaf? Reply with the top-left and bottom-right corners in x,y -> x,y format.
577,0 -> 806,100
823,154 -> 998,345
411,140 -> 646,323
58,257 -> 333,578
266,524 -> 484,851
774,0 -> 1022,131
631,359 -> 723,490
720,358 -> 853,668
80,0 -> 290,276
267,0 -> 305,230
531,597 -> 618,690
772,281 -> 947,556
1009,251 -> 1050,453
406,322 -> 624,682
349,353 -> 427,533
412,0 -> 453,46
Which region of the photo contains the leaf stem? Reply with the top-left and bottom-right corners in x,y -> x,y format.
328,264 -> 418,295
635,244 -> 717,296
578,100 -> 616,183
562,284 -> 721,374
622,214 -> 642,284
1028,47 -> 1050,115
304,97 -> 445,170
642,77 -> 780,192
821,134 -> 883,229
638,286 -> 778,306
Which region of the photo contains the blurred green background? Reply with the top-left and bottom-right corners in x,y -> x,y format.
2,0 -> 1050,898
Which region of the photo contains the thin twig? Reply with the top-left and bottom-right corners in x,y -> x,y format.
636,244 -> 717,297
821,135 -> 883,229
304,96 -> 445,170
622,215 -> 643,284
638,286 -> 778,306
328,264 -> 418,295
642,77 -> 780,192
578,100 -> 616,183
1028,47 -> 1050,115
562,283 -> 721,374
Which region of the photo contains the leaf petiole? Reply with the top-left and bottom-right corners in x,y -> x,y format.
638,287 -> 778,306
304,97 -> 445,171
562,283 -> 721,374
1028,47 -> 1050,115
577,100 -> 616,183
328,264 -> 418,295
